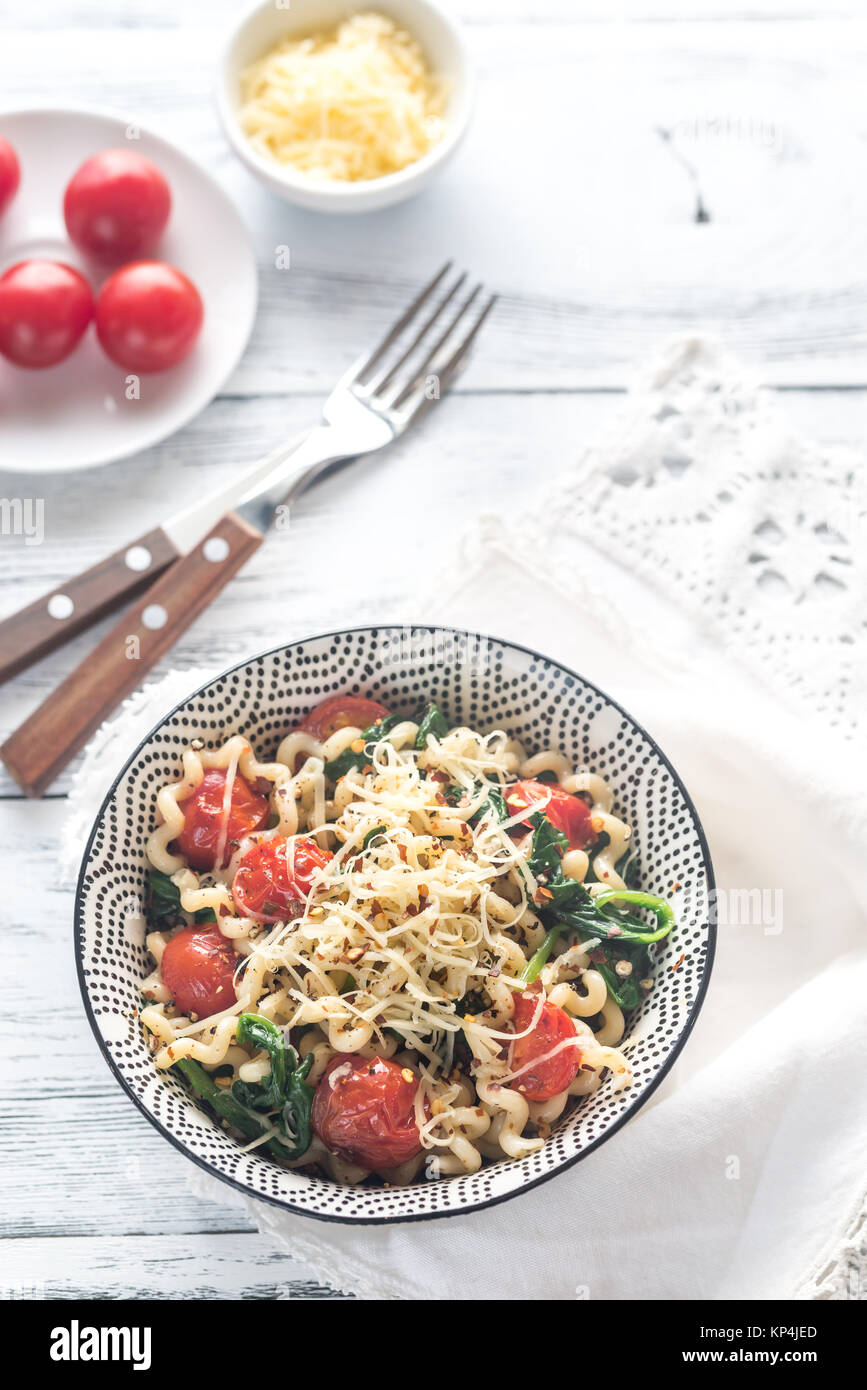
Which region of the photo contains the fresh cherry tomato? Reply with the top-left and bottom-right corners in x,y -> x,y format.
298,695 -> 391,742
0,260 -> 93,368
95,260 -> 203,373
63,149 -> 171,260
160,925 -> 238,1019
506,779 -> 596,851
174,768 -> 269,871
510,988 -> 582,1101
312,1055 -> 424,1170
232,835 -> 333,922
0,137 -> 20,216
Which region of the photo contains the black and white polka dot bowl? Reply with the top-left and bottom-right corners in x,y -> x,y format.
75,625 -> 715,1225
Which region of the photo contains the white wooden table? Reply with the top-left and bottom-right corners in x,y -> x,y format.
2,0 -> 865,1299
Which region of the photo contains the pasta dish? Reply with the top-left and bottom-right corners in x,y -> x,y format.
141,694 -> 675,1184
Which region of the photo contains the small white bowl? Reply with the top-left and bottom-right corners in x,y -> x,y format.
217,0 -> 474,213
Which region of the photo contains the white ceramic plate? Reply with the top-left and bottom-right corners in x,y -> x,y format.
0,107 -> 258,473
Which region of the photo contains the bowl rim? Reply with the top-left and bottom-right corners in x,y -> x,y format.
215,0 -> 476,206
74,624 -> 717,1225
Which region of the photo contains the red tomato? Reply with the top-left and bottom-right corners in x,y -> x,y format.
0,260 -> 93,368
160,925 -> 238,1019
95,260 -> 203,373
232,835 -> 332,922
506,779 -> 596,851
312,1055 -> 424,1170
174,768 -> 269,871
298,695 -> 391,742
510,988 -> 582,1101
63,149 -> 171,261
0,138 -> 20,216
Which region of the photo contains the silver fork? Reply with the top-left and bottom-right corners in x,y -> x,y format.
1,265 -> 496,796
236,263 -> 494,532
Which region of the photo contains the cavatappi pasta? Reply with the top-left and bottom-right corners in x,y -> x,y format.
140,696 -> 675,1184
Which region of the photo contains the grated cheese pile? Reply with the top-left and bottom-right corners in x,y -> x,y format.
253,727 -> 533,1070
238,12 -> 448,182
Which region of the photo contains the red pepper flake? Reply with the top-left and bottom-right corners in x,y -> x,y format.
398,844 -> 408,863
671,952 -> 686,973
435,792 -> 447,805
431,770 -> 450,785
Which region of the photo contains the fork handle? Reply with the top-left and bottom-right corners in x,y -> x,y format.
0,525 -> 181,686
1,513 -> 262,797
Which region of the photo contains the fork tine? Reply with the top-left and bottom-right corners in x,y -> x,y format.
351,261 -> 453,385
386,283 -> 485,411
367,272 -> 468,396
396,294 -> 498,423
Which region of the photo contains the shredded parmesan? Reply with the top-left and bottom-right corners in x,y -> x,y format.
238,12 -> 447,182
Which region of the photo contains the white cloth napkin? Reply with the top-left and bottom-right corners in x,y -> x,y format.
64,339 -> 867,1301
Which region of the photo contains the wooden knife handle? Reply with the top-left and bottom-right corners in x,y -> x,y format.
1,513 -> 262,797
0,525 -> 181,686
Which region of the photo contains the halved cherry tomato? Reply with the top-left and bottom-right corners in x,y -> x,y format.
174,768 -> 269,871
0,260 -> 93,368
95,260 -> 203,373
505,779 -> 596,851
0,138 -> 20,216
510,988 -> 582,1101
298,695 -> 391,742
312,1055 -> 424,1170
63,149 -> 171,261
232,835 -> 332,922
160,925 -> 238,1019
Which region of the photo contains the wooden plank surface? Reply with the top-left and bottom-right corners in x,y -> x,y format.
1,0 -> 865,1300
2,12 -> 866,390
3,1235 -> 345,1301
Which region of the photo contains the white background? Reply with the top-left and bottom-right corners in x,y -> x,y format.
1,0 -> 865,1298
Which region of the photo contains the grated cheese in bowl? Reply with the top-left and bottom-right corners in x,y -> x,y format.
238,12 -> 448,183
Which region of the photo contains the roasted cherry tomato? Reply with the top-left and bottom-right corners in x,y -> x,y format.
232,835 -> 333,922
94,260 -> 203,373
0,137 -> 20,216
298,695 -> 391,742
0,260 -> 93,368
312,1055 -> 424,1170
160,925 -> 238,1019
64,149 -> 171,261
509,988 -> 582,1101
174,768 -> 269,871
506,779 -> 596,851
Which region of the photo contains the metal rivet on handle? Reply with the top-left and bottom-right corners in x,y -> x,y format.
203,537 -> 230,563
48,594 -> 74,620
142,604 -> 168,630
125,546 -> 152,572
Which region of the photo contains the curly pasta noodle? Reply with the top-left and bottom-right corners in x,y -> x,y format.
140,706 -> 663,1185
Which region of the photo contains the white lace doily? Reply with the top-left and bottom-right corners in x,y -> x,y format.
470,338 -> 864,743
